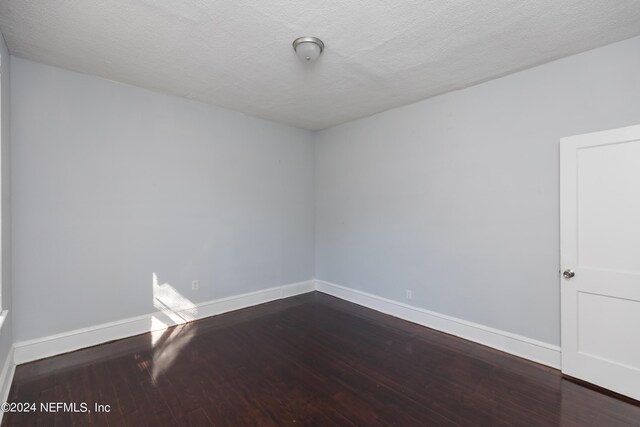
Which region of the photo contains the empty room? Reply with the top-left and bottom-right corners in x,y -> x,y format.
0,0 -> 639,425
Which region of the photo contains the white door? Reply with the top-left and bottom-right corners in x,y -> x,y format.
560,124 -> 640,400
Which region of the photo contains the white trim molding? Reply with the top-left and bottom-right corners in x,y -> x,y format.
315,280 -> 561,369
0,346 -> 15,423
0,311 -> 8,335
12,279 -> 561,370
14,280 -> 315,365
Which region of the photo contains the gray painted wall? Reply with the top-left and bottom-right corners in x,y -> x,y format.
9,35 -> 640,348
11,58 -> 315,342
0,32 -> 12,368
314,36 -> 640,346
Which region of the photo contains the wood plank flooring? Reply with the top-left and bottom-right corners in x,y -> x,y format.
3,292 -> 639,426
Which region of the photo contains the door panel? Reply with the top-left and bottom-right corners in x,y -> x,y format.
578,292 -> 640,368
560,124 -> 640,401
577,141 -> 640,271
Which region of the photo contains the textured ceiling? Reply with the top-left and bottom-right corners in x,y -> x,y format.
1,1 -> 640,130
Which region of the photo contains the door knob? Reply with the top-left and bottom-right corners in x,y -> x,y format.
563,269 -> 575,279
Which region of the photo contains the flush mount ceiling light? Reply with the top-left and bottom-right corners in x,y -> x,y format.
292,37 -> 325,62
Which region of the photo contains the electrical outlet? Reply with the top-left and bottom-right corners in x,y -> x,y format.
192,280 -> 199,290
405,289 -> 412,300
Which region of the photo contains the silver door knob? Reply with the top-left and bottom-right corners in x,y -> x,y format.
563,269 -> 575,279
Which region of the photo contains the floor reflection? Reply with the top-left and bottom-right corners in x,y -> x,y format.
143,273 -> 200,382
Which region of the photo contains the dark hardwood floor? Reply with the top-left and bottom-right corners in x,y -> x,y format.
3,292 -> 639,426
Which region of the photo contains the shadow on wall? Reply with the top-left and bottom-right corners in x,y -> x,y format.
136,273 -> 199,383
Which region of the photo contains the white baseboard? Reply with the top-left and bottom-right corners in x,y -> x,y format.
0,346 -> 15,423
14,280 -> 315,365
12,278 -> 561,370
315,280 -> 561,369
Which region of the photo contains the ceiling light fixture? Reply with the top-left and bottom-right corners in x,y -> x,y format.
292,37 -> 324,62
